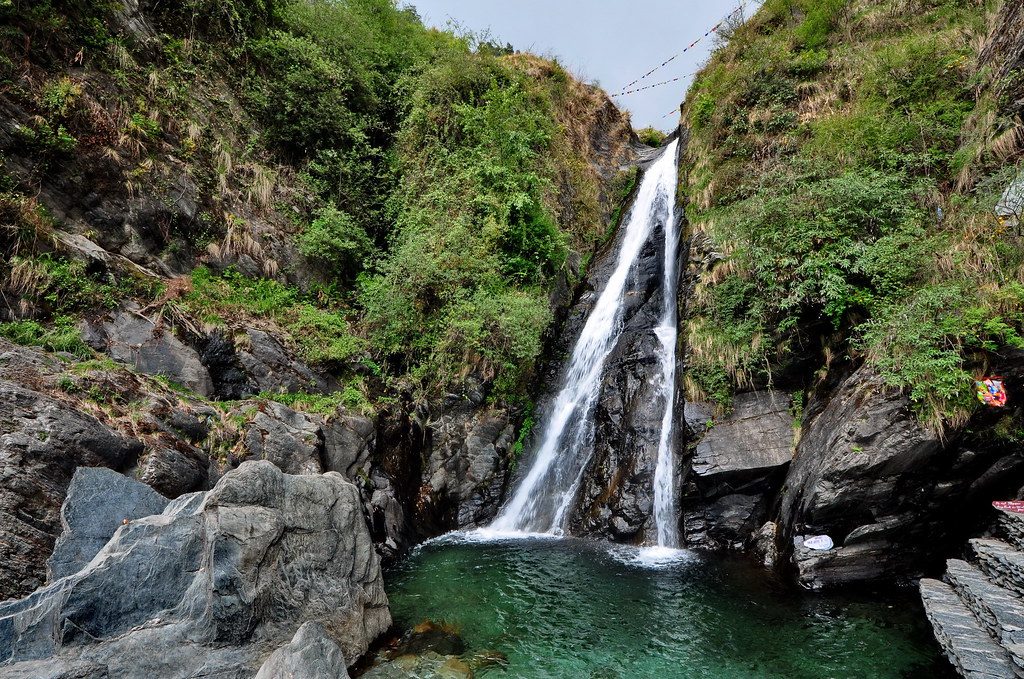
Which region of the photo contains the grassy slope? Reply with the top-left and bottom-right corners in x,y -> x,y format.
0,0 -> 633,407
681,0 -> 1024,431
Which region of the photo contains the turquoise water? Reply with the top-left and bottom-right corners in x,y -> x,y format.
383,536 -> 954,679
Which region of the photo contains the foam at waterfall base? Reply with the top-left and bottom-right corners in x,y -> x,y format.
418,530 -> 698,570
420,527 -> 563,550
609,544 -> 699,569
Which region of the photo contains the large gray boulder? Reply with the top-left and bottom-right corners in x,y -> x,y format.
255,622 -> 349,679
0,381 -> 142,598
0,461 -> 390,677
778,366 -> 943,587
47,467 -> 169,582
775,364 -> 1024,588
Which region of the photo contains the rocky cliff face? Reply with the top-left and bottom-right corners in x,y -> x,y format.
681,391 -> 794,551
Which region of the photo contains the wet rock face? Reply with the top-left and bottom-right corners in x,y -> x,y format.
0,461 -> 390,676
420,401 -> 514,532
0,381 -> 142,599
563,209 -> 679,541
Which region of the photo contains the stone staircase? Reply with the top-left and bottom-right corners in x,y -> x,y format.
921,509 -> 1024,678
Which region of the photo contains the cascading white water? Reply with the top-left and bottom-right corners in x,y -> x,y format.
490,140 -> 680,539
652,154 -> 680,548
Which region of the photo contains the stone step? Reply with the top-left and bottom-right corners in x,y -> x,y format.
946,559 -> 1024,672
972,539 -> 1024,599
998,510 -> 1024,552
920,578 -> 1023,678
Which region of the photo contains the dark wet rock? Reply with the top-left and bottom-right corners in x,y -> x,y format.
236,329 -> 328,395
47,467 -> 169,582
778,364 -> 1024,588
752,521 -> 779,567
240,401 -> 324,475
684,493 -> 765,553
156,406 -> 211,443
570,203 -> 678,541
83,308 -> 213,396
200,330 -> 254,400
0,380 -> 142,598
255,622 -> 349,679
420,404 -> 514,532
690,391 -> 793,497
0,461 -> 390,676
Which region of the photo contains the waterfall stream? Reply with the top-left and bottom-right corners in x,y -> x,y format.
490,140 -> 680,543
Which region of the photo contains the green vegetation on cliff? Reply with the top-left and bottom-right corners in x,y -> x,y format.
0,0 -> 631,402
682,0 -> 1024,429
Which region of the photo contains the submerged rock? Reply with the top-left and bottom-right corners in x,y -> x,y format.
393,620 -> 466,658
0,461 -> 390,676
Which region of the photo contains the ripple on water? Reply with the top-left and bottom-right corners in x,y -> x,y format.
383,538 -> 956,679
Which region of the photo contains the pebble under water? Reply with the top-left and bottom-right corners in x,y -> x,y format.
382,536 -> 955,679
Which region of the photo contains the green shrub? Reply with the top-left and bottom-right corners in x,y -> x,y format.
184,267 -> 365,367
298,205 -> 374,278
15,120 -> 77,156
0,317 -> 90,357
39,76 -> 82,118
636,126 -> 667,147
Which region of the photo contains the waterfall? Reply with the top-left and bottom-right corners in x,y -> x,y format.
491,140 -> 680,540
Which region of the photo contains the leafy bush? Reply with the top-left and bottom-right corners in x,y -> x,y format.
358,49 -> 572,395
681,0 -> 1021,426
636,126 -> 667,147
298,205 -> 374,278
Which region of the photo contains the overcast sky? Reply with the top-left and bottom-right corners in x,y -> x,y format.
402,0 -> 756,131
